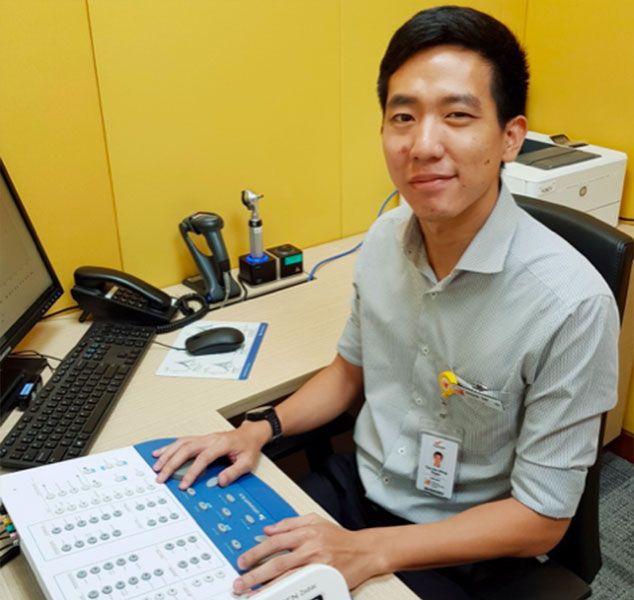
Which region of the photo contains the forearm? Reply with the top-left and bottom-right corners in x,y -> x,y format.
366,497 -> 570,575
275,353 -> 363,438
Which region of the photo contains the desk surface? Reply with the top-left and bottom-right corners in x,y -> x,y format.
0,234 -> 418,600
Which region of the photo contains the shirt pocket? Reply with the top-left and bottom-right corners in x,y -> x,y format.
451,378 -> 524,455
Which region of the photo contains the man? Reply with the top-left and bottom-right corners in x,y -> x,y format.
153,6 -> 618,598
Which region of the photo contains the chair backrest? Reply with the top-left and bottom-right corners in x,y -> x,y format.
514,194 -> 633,583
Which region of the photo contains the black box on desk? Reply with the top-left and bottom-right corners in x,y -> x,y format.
267,244 -> 303,278
239,252 -> 277,285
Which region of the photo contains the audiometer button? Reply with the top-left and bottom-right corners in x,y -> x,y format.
141,572 -> 152,581
230,540 -> 242,550
116,558 -> 126,566
205,476 -> 218,488
201,553 -> 211,561
102,586 -> 113,595
169,512 -> 179,520
198,501 -> 210,511
87,591 -> 99,599
225,493 -> 235,503
77,519 -> 87,527
176,539 -> 186,547
190,557 -> 200,565
221,507 -> 232,517
192,579 -> 202,587
188,535 -> 197,543
115,581 -> 125,590
153,568 -> 164,577
61,544 -> 72,552
165,543 -> 175,551
177,561 -> 188,569
129,554 -> 139,562
158,516 -> 168,523
77,570 -> 88,579
128,576 -> 139,585
51,527 -> 62,534
103,562 -> 114,570
112,529 -> 122,537
90,566 -> 101,574
75,540 -> 85,549
88,536 -> 98,544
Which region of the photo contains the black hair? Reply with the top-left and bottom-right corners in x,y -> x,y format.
433,451 -> 444,458
377,5 -> 529,127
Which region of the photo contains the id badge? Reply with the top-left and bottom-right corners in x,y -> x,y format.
416,419 -> 463,500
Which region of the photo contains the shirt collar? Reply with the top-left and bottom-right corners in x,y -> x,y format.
400,182 -> 521,276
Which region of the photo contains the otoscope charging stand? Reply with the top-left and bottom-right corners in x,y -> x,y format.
238,252 -> 277,286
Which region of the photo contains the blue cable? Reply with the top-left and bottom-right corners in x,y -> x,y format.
307,190 -> 399,281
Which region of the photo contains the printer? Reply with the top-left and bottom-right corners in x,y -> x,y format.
502,131 -> 627,226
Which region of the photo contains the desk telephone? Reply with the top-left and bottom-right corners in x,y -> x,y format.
70,266 -> 207,333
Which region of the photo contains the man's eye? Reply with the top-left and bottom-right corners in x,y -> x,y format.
447,112 -> 473,119
392,113 -> 414,123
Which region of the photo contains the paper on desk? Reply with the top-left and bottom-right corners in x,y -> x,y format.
156,320 -> 267,380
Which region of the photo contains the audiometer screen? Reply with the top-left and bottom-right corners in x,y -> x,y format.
0,172 -> 54,343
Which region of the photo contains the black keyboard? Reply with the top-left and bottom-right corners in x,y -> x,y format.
0,321 -> 155,470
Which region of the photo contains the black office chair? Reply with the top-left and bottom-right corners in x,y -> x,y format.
482,194 -> 633,600
263,194 -> 633,600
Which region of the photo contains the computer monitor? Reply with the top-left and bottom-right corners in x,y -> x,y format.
0,158 -> 63,417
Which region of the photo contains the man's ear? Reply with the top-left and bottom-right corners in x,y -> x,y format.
501,115 -> 528,163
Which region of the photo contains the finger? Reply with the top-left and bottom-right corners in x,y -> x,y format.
152,439 -> 187,471
218,456 -> 253,487
237,529 -> 303,572
178,450 -> 222,490
234,548 -> 301,595
263,514 -> 315,535
155,445 -> 198,484
243,566 -> 303,597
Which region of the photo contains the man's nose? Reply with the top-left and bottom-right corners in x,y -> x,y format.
410,119 -> 444,161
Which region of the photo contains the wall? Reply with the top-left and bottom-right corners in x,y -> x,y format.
0,0 -> 121,307
1,0 -> 633,430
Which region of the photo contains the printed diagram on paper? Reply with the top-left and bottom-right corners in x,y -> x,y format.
156,321 -> 267,380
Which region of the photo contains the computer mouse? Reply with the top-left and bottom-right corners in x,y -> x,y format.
185,327 -> 245,355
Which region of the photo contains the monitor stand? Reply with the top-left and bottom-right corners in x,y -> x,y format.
0,356 -> 47,425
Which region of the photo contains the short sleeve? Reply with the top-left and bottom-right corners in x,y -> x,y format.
336,281 -> 363,367
511,294 -> 620,518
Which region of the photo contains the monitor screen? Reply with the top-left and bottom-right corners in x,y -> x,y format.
0,159 -> 62,360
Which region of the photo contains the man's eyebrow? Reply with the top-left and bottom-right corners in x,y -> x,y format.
441,94 -> 482,110
386,94 -> 419,109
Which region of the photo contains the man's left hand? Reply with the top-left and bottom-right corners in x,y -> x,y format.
233,514 -> 381,594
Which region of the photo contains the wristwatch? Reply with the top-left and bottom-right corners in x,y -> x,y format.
244,405 -> 282,442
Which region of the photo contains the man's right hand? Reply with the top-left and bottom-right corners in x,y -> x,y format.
151,420 -> 272,490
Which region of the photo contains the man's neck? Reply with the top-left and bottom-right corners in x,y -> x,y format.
419,183 -> 500,281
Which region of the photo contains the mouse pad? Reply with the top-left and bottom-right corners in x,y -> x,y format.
156,321 -> 267,380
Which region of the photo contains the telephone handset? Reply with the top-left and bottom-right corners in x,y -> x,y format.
180,212 -> 241,303
71,266 -> 180,326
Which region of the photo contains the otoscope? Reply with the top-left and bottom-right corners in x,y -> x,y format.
241,189 -> 265,261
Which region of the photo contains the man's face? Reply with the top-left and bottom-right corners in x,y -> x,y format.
381,45 -> 525,227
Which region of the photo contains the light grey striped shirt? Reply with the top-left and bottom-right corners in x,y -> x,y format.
337,184 -> 619,522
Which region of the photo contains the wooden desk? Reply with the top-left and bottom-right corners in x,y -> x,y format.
0,235 -> 417,600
